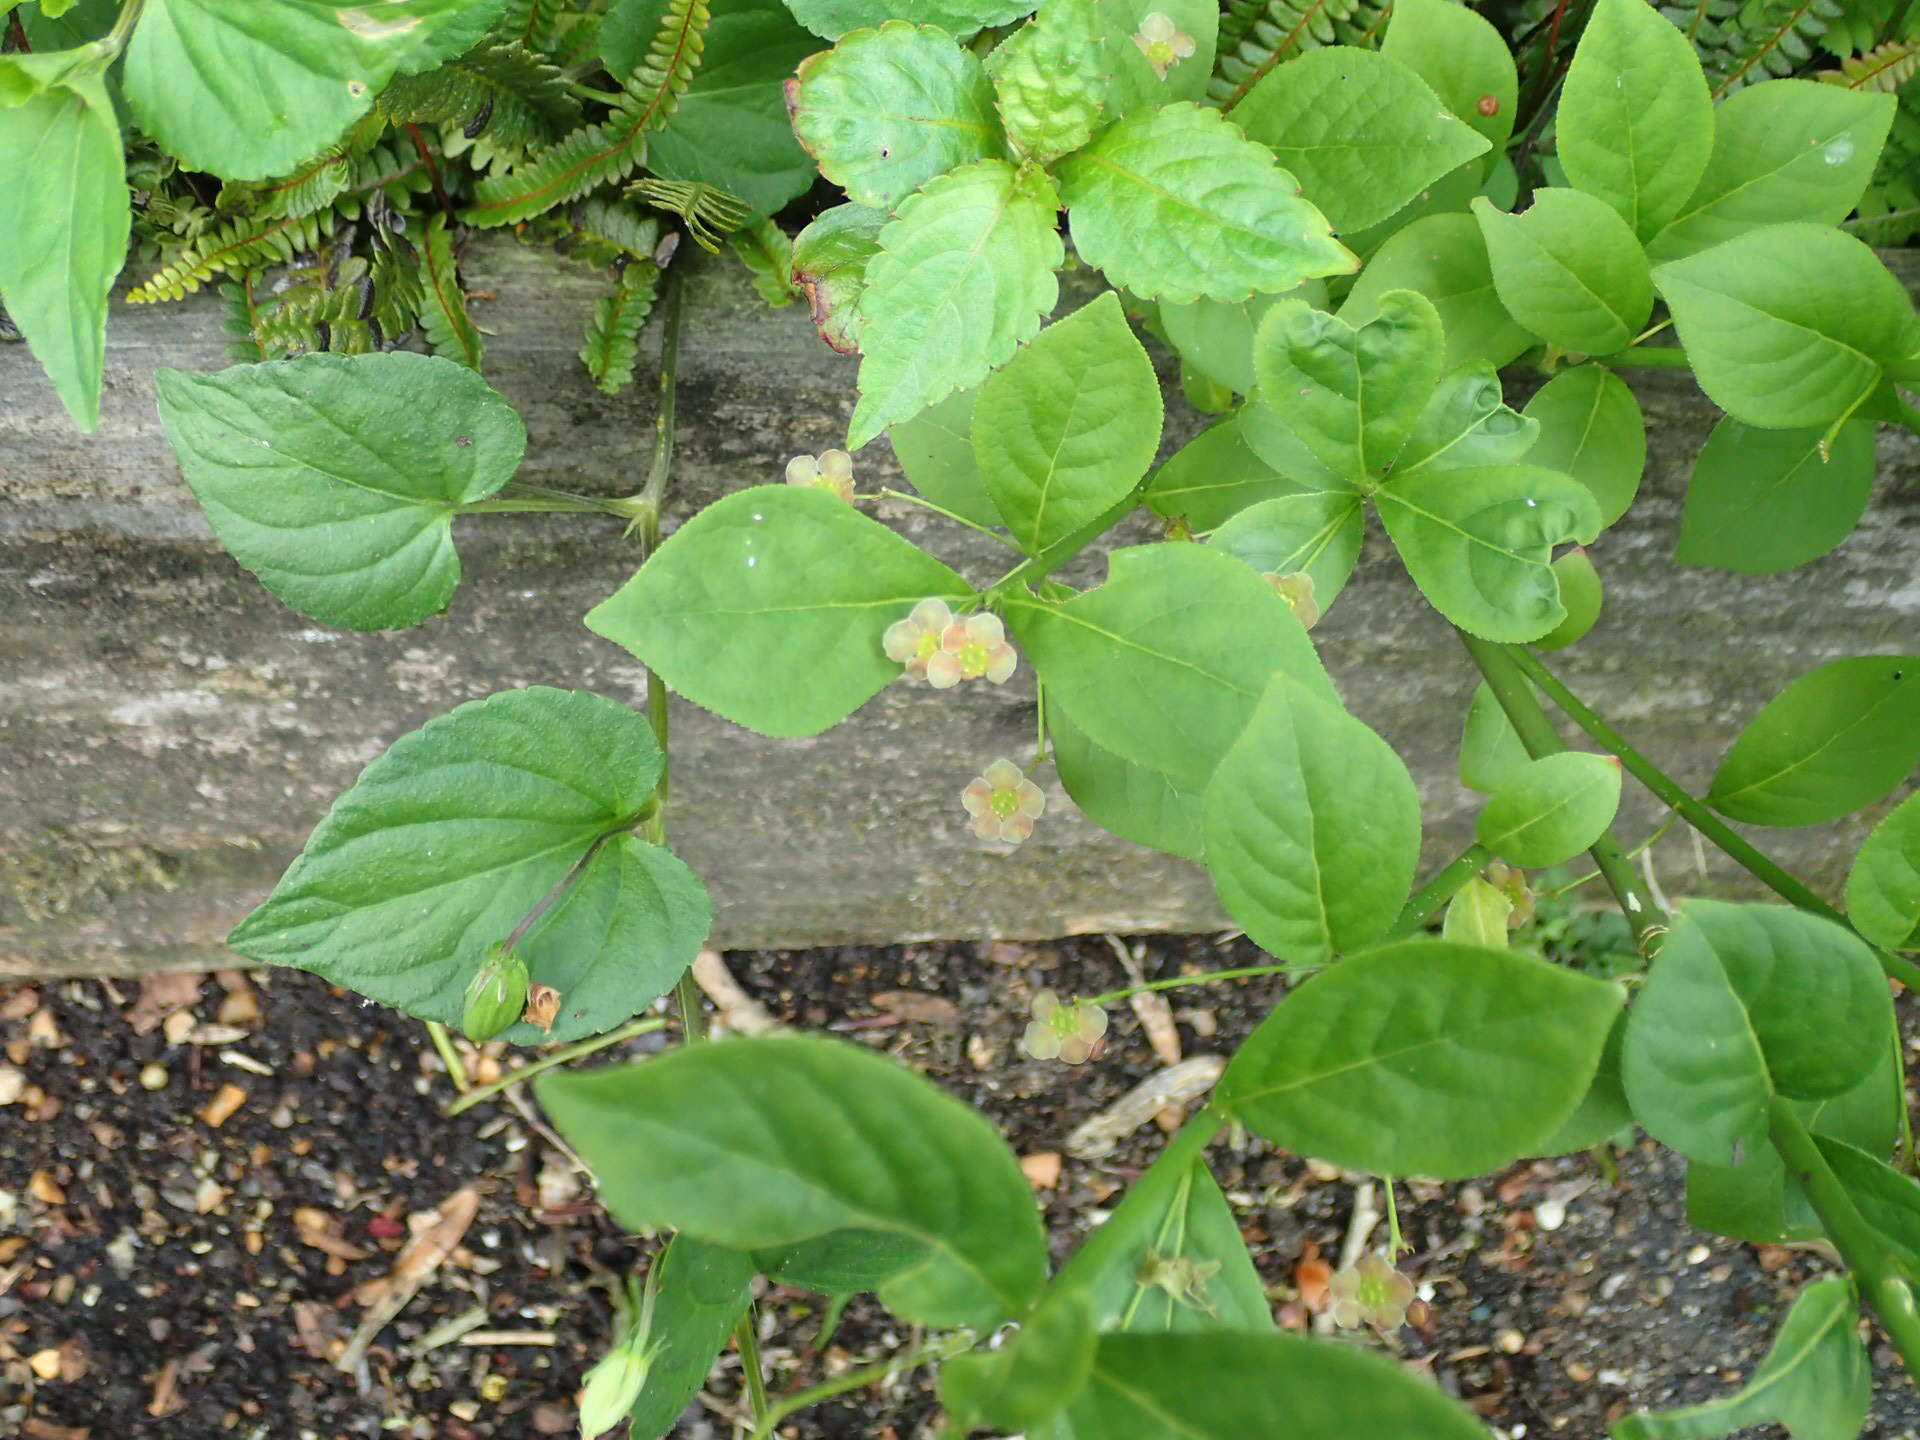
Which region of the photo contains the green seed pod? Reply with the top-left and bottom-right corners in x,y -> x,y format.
462,943 -> 529,1043
1536,548 -> 1603,650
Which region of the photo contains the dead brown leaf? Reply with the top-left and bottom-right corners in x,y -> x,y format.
125,974 -> 201,1035
870,991 -> 962,1025
293,1208 -> 370,1262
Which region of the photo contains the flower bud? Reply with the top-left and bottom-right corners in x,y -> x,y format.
462,943 -> 529,1043
577,1337 -> 653,1439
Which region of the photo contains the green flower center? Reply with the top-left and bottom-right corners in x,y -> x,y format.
957,639 -> 991,674
915,633 -> 942,661
1144,38 -> 1176,65
989,786 -> 1021,819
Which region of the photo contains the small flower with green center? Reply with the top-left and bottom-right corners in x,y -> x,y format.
1327,1251 -> 1416,1331
1266,570 -> 1321,630
785,447 -> 855,502
939,611 -> 1018,684
1138,1252 -> 1222,1317
1486,860 -> 1535,929
1133,11 -> 1196,78
963,758 -> 1046,844
883,598 -> 962,686
1022,987 -> 1108,1063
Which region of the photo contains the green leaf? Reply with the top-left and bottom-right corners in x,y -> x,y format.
1375,464 -> 1604,642
1203,677 -> 1422,964
849,159 -> 1062,448
1394,364 -> 1540,475
785,21 -> 1000,210
1849,791 -> 1920,951
154,352 -> 526,631
1058,101 -> 1354,304
1648,80 -> 1898,264
627,1237 -> 755,1440
1536,547 -> 1603,650
1473,189 -> 1653,356
1340,213 -> 1534,372
1687,1040 -> 1901,1245
1520,365 -> 1646,530
942,1288 -> 1095,1434
1622,902 -> 1893,1166
1232,47 -> 1489,234
1380,0 -> 1517,153
1674,416 -> 1876,574
1707,656 -> 1920,826
790,201 -> 887,353
1060,1332 -> 1489,1439
125,0 -> 491,180
1815,1136 -> 1920,1268
1047,1122 -> 1271,1334
1476,752 -> 1623,868
1219,939 -> 1624,1179
1159,289 -> 1306,396
1050,707 -> 1206,861
986,0 -> 1104,162
1555,0 -> 1711,240
1460,681 -> 1530,794
0,71 -> 125,432
641,0 -> 820,220
782,0 -> 1034,41
1144,410 -> 1341,531
888,387 -> 1004,529
1443,875 -> 1513,949
585,486 -> 972,737
228,687 -> 710,1045
975,293 -> 1161,554
1006,544 -> 1337,792
420,213 -> 484,371
1537,1010 -> 1633,1153
1250,291 -> 1444,484
1208,491 -> 1366,611
536,1034 -> 1049,1328
1652,224 -> 1918,429
1610,1277 -> 1868,1440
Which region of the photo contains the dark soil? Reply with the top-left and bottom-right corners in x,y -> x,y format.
3,937 -> 1917,1439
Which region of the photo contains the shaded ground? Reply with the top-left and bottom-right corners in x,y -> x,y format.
3,934 -> 1917,1439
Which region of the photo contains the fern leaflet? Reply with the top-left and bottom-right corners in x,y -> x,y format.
580,264 -> 662,396
419,215 -> 486,371
1209,0 -> 1391,110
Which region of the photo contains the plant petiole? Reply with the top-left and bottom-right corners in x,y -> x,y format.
444,1016 -> 667,1116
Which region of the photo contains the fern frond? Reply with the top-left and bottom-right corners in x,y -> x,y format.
221,147 -> 354,220
254,258 -> 378,358
419,216 -> 486,370
579,264 -> 661,395
1820,36 -> 1920,88
1209,0 -> 1391,110
377,39 -> 581,157
463,0 -> 711,227
128,213 -> 334,304
630,176 -> 748,251
1684,0 -> 1847,95
729,219 -> 798,309
503,0 -> 564,50
219,276 -> 271,362
368,238 -> 427,341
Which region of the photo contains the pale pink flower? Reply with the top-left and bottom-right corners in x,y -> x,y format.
962,758 -> 1046,844
883,598 -> 961,686
1328,1251 -> 1417,1330
939,611 -> 1018,684
785,448 -> 855,502
1133,11 -> 1196,79
1022,988 -> 1109,1064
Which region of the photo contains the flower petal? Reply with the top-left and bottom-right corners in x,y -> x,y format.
963,612 -> 1005,647
1023,1020 -> 1062,1060
984,646 -> 1018,684
961,779 -> 994,814
1001,813 -> 1034,843
971,812 -> 1003,840
819,448 -> 853,481
909,598 -> 954,632
983,758 -> 1023,789
1140,11 -> 1175,40
926,653 -> 962,688
1015,779 -> 1046,817
784,454 -> 820,485
882,621 -> 919,661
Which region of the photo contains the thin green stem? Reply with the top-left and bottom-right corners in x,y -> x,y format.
1507,646 -> 1920,989
567,81 -> 627,104
1604,346 -> 1691,369
1383,1178 -> 1404,1256
986,483 -> 1148,597
1770,1098 -> 1920,1380
104,0 -> 146,53
875,489 -> 1023,550
735,1317 -> 772,1425
751,1330 -> 978,1440
1891,396 -> 1920,438
1387,842 -> 1493,939
636,265 -> 686,521
426,1021 -> 470,1092
444,1017 -> 667,1116
462,482 -> 645,518
1078,964 -> 1291,1010
1624,318 -> 1673,349
1458,633 -> 1668,953
1543,812 -> 1678,899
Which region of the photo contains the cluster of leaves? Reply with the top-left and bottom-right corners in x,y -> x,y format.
89,0 -> 1920,1434
0,0 -> 828,427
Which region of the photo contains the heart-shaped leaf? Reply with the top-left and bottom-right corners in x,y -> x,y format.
229,687 -> 710,1045
155,352 -> 527,631
1341,214 -> 1534,372
586,486 -> 973,737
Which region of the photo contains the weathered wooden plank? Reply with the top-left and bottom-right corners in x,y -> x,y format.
1,241 -> 1916,975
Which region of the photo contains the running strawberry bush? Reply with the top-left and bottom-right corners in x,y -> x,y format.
15,0 -> 1920,1432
